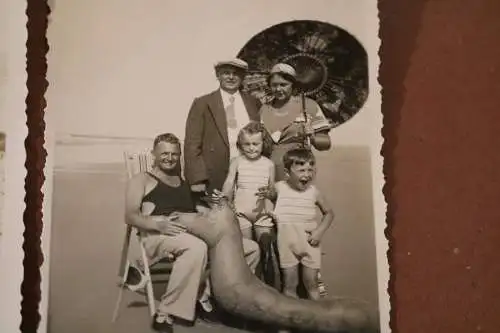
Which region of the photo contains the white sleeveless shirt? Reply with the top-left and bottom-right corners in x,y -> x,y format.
273,180 -> 318,228
233,156 -> 273,214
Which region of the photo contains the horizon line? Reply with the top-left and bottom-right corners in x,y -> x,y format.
54,132 -> 188,146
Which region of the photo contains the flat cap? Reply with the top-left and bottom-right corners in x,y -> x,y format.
214,58 -> 249,71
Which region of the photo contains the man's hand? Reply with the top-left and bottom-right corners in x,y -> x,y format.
306,229 -> 323,247
304,121 -> 315,136
156,213 -> 187,236
294,115 -> 314,136
207,189 -> 227,207
191,183 -> 207,192
211,189 -> 226,200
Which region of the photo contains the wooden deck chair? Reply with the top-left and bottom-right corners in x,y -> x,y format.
112,149 -> 174,322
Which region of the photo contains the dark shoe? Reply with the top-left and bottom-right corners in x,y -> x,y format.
173,316 -> 195,327
151,313 -> 174,333
196,301 -> 219,323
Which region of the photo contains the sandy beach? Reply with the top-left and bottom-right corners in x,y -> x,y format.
48,144 -> 379,333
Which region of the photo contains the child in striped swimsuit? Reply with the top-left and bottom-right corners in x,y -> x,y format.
220,121 -> 275,239
262,148 -> 334,302
219,122 -> 282,289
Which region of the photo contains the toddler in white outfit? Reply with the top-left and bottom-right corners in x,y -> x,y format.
220,121 -> 275,240
261,148 -> 334,301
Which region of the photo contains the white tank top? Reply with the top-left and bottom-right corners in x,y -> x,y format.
233,156 -> 273,214
273,181 -> 318,226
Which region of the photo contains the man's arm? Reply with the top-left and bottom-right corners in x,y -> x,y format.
307,100 -> 332,151
184,97 -> 208,188
264,160 -> 276,210
257,174 -> 278,202
221,157 -> 239,199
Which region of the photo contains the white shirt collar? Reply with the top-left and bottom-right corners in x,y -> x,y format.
219,88 -> 242,106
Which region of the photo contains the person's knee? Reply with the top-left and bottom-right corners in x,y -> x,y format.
192,237 -> 208,253
183,237 -> 208,260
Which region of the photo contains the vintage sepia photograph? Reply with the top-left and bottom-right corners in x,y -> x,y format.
45,1 -> 386,333
0,0 -> 29,330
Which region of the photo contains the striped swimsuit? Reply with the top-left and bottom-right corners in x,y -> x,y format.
274,181 -> 322,269
233,155 -> 273,228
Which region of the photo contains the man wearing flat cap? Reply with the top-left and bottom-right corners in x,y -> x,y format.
184,58 -> 261,195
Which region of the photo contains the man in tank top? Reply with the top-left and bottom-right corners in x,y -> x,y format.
125,133 -> 260,333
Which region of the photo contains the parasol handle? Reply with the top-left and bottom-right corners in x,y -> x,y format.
301,93 -> 312,149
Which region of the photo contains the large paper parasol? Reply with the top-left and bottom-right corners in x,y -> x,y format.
237,20 -> 369,128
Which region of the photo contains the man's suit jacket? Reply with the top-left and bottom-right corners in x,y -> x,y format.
184,89 -> 261,192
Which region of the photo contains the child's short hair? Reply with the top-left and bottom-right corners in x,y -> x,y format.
236,121 -> 273,158
283,148 -> 316,171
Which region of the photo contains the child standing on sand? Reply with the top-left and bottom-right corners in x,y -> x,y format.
216,121 -> 282,289
219,121 -> 276,240
259,148 -> 334,301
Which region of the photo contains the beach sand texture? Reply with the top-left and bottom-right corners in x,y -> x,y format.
48,144 -> 379,333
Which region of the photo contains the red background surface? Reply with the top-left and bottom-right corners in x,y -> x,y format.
23,0 -> 500,332
380,0 -> 500,332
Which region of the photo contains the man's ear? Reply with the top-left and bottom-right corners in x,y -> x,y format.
214,68 -> 221,79
149,149 -> 156,162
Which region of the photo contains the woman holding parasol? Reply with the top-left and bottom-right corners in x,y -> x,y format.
254,63 -> 332,298
260,63 -> 332,181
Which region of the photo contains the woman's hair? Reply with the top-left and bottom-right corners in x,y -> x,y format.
266,71 -> 298,89
153,132 -> 181,149
236,121 -> 274,158
283,148 -> 315,171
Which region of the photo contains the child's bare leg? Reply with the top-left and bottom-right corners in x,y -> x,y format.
240,226 -> 253,240
281,265 -> 299,299
236,215 -> 254,240
302,266 -> 320,301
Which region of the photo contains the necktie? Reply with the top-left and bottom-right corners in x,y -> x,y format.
226,95 -> 237,129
